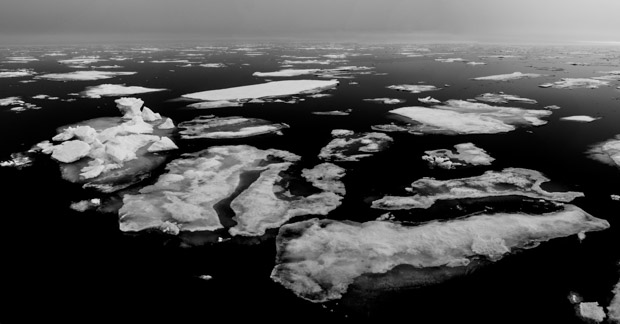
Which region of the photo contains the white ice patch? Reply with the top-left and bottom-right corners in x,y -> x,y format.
81,84 -> 167,98
182,79 -> 338,101
0,69 -> 36,78
475,93 -> 537,104
539,78 -> 610,89
364,98 -> 405,104
472,72 -> 543,81
319,129 -> 393,162
253,69 -> 320,77
186,100 -> 243,109
387,84 -> 441,93
422,143 -> 494,169
36,71 -> 136,81
418,96 -> 441,104
560,115 -> 599,122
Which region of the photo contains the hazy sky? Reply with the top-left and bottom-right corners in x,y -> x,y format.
1,0 -> 620,44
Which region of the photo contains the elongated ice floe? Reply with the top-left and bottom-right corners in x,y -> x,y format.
560,115 -> 599,122
319,129 -> 393,162
388,84 -> 441,93
587,135 -> 620,168
363,98 -> 404,104
253,69 -> 320,77
36,71 -> 136,81
271,205 -> 609,302
0,69 -> 36,78
435,58 -> 466,63
472,72 -> 543,81
182,79 -> 338,101
59,56 -> 103,65
81,84 -> 167,98
178,116 -> 288,139
186,100 -> 242,109
475,92 -> 537,104
422,143 -> 494,169
41,98 -> 176,192
418,96 -> 441,104
372,168 -> 583,210
389,100 -> 551,135
119,146 -> 345,236
539,78 -> 610,89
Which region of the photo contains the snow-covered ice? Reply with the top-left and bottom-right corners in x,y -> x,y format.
472,72 -> 543,81
422,143 -> 495,169
388,84 -> 441,93
182,79 -> 338,101
36,71 -> 136,81
475,92 -> 537,104
560,115 -> 599,122
539,78 -> 610,89
364,98 -> 405,104
81,84 -> 167,98
587,136 -> 620,168
418,96 -> 441,104
186,100 -> 243,109
178,116 -> 289,139
0,69 -> 36,78
271,205 -> 608,302
319,129 -> 393,162
253,69 -> 320,77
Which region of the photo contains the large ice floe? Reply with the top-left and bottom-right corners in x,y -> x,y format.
607,277 -> 620,322
318,129 -> 393,162
422,143 -> 494,169
387,84 -> 441,93
36,71 -> 136,81
40,97 -> 177,192
388,100 -> 551,135
119,145 -> 345,236
372,168 -> 583,210
475,92 -> 537,104
81,84 -> 167,98
472,72 -> 543,81
560,115 -> 599,122
181,79 -> 338,101
271,205 -> 609,302
587,136 -> 620,168
186,100 -> 243,109
538,78 -> 610,89
178,116 -> 288,139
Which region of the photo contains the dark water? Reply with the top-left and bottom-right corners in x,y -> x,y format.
1,43 -> 620,323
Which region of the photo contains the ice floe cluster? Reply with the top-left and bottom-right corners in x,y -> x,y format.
271,205 -> 608,302
388,100 -> 551,135
318,130 -> 393,162
39,97 -> 177,192
422,143 -> 494,169
119,145 -> 345,236
372,168 -> 583,210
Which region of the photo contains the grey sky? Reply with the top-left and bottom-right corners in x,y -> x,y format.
1,0 -> 619,43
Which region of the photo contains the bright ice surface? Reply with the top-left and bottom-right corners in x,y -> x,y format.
422,143 -> 495,169
372,168 -> 583,210
560,115 -> 599,122
253,69 -> 320,77
472,72 -> 543,81
271,205 -> 608,302
608,278 -> 620,322
199,63 -> 226,68
539,78 -> 610,89
418,96 -> 441,104
587,136 -> 620,168
58,56 -> 103,65
578,302 -> 606,322
475,93 -> 537,104
0,69 -> 36,78
435,58 -> 466,63
178,116 -> 289,139
182,79 -> 339,101
36,71 -> 136,81
387,84 -> 441,93
389,100 -> 551,135
318,129 -> 393,162
81,84 -> 167,98
119,145 -> 345,236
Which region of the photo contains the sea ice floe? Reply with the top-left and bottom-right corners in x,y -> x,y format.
178,116 -> 289,139
472,72 -> 543,81
387,84 -> 441,93
41,98 -> 176,192
435,58 -> 466,63
560,115 -> 599,122
466,62 -> 486,66
418,96 -> 441,104
539,78 -> 610,89
318,129 -> 393,162
587,136 -> 620,168
389,100 -> 551,135
253,69 -> 320,77
70,198 -> 101,212
282,60 -> 335,65
271,205 -> 608,302
578,302 -> 606,322
372,168 -> 583,210
182,79 -> 338,101
0,69 -> 36,78
363,98 -> 405,104
4,56 -> 38,63
199,63 -> 226,68
186,100 -> 243,109
32,94 -> 59,100
81,84 -> 167,98
0,152 -> 33,169
608,276 -> 620,322
58,56 -> 103,66
422,143 -> 494,169
0,97 -> 25,106
475,92 -> 537,104
311,109 -> 351,116
36,71 -> 136,81
119,145 -> 345,236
